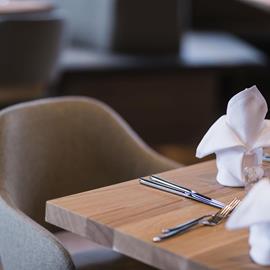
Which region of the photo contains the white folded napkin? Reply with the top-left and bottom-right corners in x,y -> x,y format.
226,179 -> 270,266
196,85 -> 270,186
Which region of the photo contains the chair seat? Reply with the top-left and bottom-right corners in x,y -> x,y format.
55,231 -> 155,270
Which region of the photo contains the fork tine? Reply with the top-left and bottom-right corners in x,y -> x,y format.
217,201 -> 231,215
218,199 -> 240,218
228,199 -> 240,212
207,198 -> 240,224
208,207 -> 229,223
226,198 -> 239,209
220,199 -> 239,216
218,199 -> 234,215
216,207 -> 228,218
228,198 -> 240,210
210,200 -> 232,221
218,206 -> 227,215
220,198 -> 237,210
220,206 -> 232,217
212,206 -> 230,222
228,198 -> 238,207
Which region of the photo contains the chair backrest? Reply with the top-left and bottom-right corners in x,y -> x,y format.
0,11 -> 64,86
0,96 -> 179,269
0,192 -> 75,270
0,97 -> 178,229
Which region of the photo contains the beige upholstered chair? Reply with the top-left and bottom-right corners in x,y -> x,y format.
0,97 -> 180,270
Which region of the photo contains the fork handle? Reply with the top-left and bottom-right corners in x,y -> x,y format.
162,215 -> 211,233
153,217 -> 205,242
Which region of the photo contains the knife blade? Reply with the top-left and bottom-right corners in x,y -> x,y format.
139,177 -> 225,209
150,175 -> 225,209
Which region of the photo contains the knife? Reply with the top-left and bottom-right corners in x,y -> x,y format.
150,175 -> 225,208
139,176 -> 225,209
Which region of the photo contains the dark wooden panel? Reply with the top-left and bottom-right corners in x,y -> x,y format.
192,0 -> 270,34
57,70 -> 219,145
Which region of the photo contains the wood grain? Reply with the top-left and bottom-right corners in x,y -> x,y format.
46,160 -> 269,270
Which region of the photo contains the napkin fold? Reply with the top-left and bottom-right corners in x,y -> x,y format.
226,179 -> 270,266
196,86 -> 270,186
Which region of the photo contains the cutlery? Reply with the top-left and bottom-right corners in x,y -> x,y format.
153,198 -> 240,242
263,154 -> 270,162
150,175 -> 225,208
139,176 -> 225,209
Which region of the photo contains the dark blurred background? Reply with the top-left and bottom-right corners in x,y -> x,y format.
2,0 -> 270,165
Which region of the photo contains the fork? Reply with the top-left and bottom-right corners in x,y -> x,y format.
153,198 -> 240,242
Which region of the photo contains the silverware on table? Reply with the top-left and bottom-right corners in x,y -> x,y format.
139,175 -> 225,209
153,198 -> 240,242
263,154 -> 270,162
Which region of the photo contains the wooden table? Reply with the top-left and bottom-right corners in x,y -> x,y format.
46,161 -> 268,270
0,1 -> 53,15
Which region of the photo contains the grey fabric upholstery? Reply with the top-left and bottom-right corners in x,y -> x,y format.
0,194 -> 74,270
0,96 -> 180,270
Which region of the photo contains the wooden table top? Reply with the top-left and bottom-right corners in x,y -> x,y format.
46,160 -> 269,270
0,1 -> 53,15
